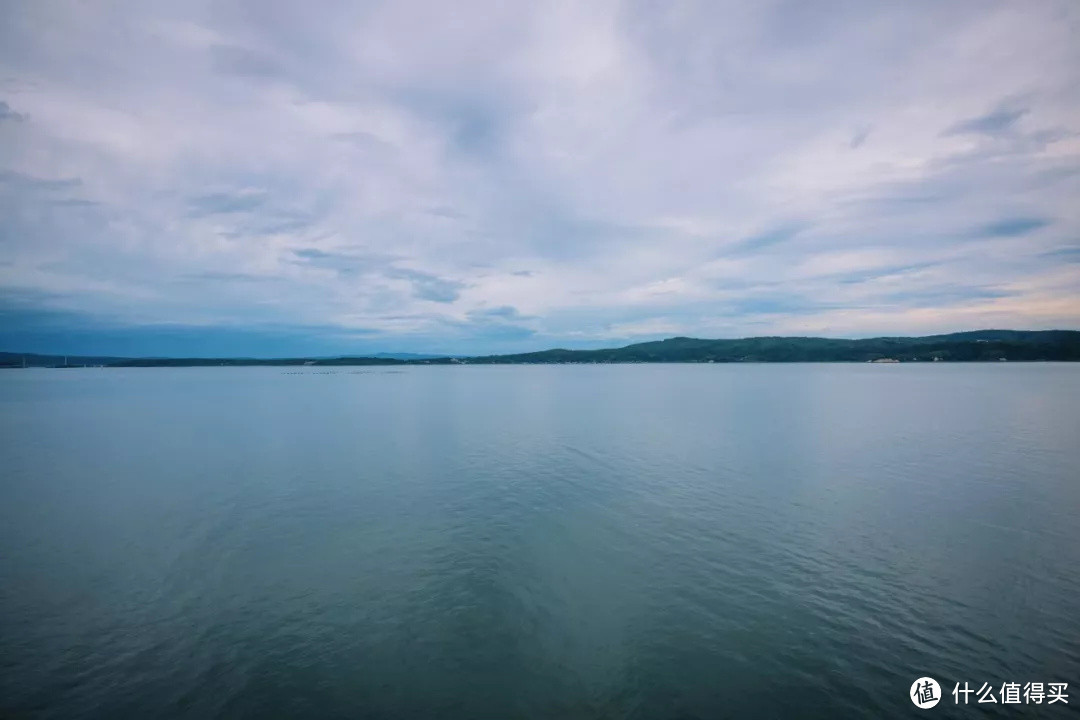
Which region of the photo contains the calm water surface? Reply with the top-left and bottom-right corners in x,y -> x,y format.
1,364 -> 1078,719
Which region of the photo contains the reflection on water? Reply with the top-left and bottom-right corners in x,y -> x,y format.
1,364 -> 1078,719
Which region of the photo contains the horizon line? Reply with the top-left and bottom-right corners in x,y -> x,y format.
4,328 -> 1078,362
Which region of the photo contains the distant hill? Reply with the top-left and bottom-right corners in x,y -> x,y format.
462,330 -> 1080,364
0,352 -> 407,368
106,356 -> 405,367
3,330 -> 1079,367
370,352 -> 449,360
0,352 -> 129,368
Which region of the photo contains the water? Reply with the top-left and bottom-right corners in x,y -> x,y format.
1,364 -> 1078,719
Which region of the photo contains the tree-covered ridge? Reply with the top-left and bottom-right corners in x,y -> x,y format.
3,330 -> 1079,367
464,330 -> 1080,364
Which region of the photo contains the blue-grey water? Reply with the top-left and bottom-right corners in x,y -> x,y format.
1,364 -> 1078,719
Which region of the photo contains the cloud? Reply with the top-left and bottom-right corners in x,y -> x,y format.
293,248 -> 334,261
209,44 -> 283,79
975,217 -> 1051,238
467,305 -> 529,321
1,0 -> 1079,355
187,190 -> 267,216
460,305 -> 536,340
1042,246 -> 1080,262
426,206 -> 466,220
0,171 -> 82,192
0,100 -> 25,122
849,126 -> 871,149
732,223 -> 809,253
944,107 -> 1027,136
389,268 -> 465,303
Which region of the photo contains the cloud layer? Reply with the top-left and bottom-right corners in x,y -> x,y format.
1,0 -> 1079,355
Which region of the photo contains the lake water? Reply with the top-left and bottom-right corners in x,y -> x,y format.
1,364 -> 1078,719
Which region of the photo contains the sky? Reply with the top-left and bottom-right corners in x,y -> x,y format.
1,0 -> 1079,357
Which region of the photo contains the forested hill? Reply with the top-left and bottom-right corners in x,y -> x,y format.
0,352 -> 129,368
463,330 -> 1080,364
3,330 -> 1079,367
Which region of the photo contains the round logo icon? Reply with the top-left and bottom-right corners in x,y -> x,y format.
911,677 -> 941,709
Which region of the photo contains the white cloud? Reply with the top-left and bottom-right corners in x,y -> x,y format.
1,0 -> 1078,353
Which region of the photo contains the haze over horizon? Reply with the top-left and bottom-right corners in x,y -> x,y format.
2,1 -> 1080,357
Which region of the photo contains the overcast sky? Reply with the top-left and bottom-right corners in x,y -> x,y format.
2,0 -> 1079,356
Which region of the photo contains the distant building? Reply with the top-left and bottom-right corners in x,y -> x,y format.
870,358 -> 899,363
